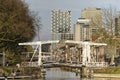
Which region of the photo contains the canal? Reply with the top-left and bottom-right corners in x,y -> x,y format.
45,68 -> 80,80
45,68 -> 120,80
13,68 -> 120,80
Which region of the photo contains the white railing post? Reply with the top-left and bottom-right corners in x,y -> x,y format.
38,43 -> 42,66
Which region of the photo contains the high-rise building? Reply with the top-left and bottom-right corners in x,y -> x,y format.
114,12 -> 120,57
115,12 -> 120,36
82,8 -> 102,41
82,7 -> 102,28
74,18 -> 91,41
51,10 -> 73,40
82,8 -> 102,21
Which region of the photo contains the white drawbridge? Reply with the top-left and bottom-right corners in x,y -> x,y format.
19,40 -> 59,66
19,40 -> 107,67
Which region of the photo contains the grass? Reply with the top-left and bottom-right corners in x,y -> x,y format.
93,67 -> 120,74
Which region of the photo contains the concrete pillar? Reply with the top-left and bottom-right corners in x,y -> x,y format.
82,42 -> 90,66
99,46 -> 105,61
86,43 -> 91,63
82,44 -> 87,65
65,45 -> 68,62
80,66 -> 88,78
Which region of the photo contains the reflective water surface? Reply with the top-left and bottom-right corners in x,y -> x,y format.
45,68 -> 80,80
45,68 -> 120,80
13,68 -> 120,80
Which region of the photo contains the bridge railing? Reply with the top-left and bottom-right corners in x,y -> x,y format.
21,62 -> 38,67
85,62 -> 108,67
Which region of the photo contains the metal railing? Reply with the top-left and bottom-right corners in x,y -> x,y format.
85,62 -> 108,67
21,62 -> 38,67
21,61 -> 108,68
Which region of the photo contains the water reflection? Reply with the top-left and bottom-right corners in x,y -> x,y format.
45,68 -> 120,80
12,68 -> 120,80
45,68 -> 80,80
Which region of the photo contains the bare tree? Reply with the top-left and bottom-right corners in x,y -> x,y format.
92,6 -> 120,65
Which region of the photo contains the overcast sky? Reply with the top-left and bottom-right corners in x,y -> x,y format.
24,0 -> 120,41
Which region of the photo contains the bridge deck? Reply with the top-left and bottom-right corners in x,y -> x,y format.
21,62 -> 108,68
51,63 -> 82,68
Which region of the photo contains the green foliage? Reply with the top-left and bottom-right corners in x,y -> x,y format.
0,0 -> 40,52
94,67 -> 120,74
0,0 -> 41,65
1,67 -> 11,73
0,67 -> 9,75
5,50 -> 15,65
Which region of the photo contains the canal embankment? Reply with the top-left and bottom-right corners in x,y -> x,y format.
93,73 -> 120,78
0,66 -> 46,79
93,67 -> 120,78
60,65 -> 120,78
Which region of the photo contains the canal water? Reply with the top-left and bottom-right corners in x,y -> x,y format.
13,68 -> 120,80
45,68 -> 80,80
45,68 -> 120,80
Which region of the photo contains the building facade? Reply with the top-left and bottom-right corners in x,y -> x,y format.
82,8 -> 102,21
114,12 -> 120,58
51,10 -> 73,40
115,12 -> 120,36
82,8 -> 102,41
74,18 -> 91,41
